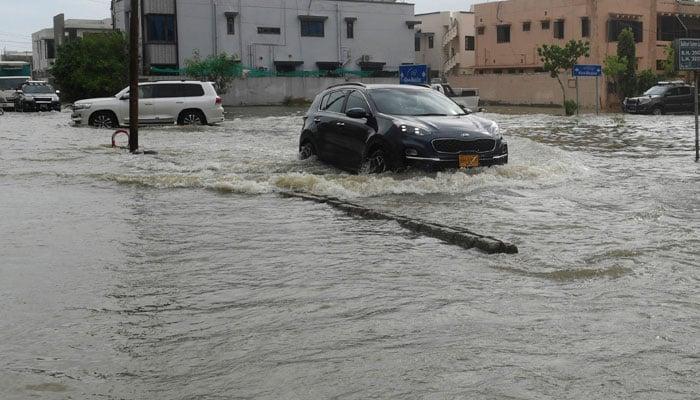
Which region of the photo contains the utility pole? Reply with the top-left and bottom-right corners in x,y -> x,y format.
128,0 -> 139,153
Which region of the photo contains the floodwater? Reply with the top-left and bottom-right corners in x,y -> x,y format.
0,108 -> 698,399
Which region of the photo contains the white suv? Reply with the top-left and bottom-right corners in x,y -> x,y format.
71,81 -> 225,128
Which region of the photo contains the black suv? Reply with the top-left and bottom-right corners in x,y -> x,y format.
623,81 -> 696,115
298,83 -> 508,173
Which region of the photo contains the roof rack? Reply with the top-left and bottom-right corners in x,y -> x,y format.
325,82 -> 366,90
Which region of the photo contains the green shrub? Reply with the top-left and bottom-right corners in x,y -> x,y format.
636,69 -> 658,95
564,100 -> 578,116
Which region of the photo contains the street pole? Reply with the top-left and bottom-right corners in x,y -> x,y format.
595,75 -> 600,115
576,76 -> 579,116
696,72 -> 699,162
128,0 -> 139,153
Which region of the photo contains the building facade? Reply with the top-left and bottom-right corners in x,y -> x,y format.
473,0 -> 700,74
31,15 -> 113,78
414,11 -> 475,77
111,0 -> 417,76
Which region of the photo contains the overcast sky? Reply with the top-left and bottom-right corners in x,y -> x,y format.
0,0 -> 488,52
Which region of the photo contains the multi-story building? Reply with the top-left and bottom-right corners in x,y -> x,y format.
31,15 -> 113,78
111,0 -> 417,76
473,0 -> 700,74
414,11 -> 476,77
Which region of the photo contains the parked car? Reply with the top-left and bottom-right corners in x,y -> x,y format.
13,81 -> 61,112
71,81 -> 225,128
298,83 -> 508,173
430,82 -> 480,111
623,81 -> 696,115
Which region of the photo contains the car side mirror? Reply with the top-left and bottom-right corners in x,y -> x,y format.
120,94 -> 129,100
346,107 -> 369,119
458,104 -> 473,114
55,90 -> 60,95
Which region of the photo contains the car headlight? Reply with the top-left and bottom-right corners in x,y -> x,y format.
24,96 -> 34,101
486,122 -> 502,139
72,103 -> 91,110
400,124 -> 430,136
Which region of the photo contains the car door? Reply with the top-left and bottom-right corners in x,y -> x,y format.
337,90 -> 376,168
316,90 -> 348,163
678,86 -> 694,112
152,83 -> 181,124
664,87 -> 682,113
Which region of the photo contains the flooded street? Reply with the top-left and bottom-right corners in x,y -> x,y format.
1,108 -> 698,399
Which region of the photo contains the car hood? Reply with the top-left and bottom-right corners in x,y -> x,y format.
392,114 -> 498,139
74,97 -> 117,105
626,95 -> 658,101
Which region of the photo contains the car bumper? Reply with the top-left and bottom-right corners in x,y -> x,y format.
403,140 -> 509,169
71,109 -> 89,125
205,106 -> 225,124
623,103 -> 653,114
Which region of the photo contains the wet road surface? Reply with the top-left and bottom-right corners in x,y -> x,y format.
0,108 -> 698,399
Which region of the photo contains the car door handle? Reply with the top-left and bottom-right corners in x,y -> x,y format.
144,103 -> 153,106
336,122 -> 345,126
176,101 -> 184,104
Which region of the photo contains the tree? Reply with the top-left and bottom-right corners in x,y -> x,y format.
184,50 -> 241,95
51,32 -> 128,103
617,28 -> 637,99
603,54 -> 628,101
636,69 -> 658,94
537,40 -> 591,113
662,44 -> 677,78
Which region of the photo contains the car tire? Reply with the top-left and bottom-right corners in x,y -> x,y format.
89,111 -> 118,128
299,141 -> 316,160
178,109 -> 206,126
361,147 -> 390,174
652,107 -> 663,116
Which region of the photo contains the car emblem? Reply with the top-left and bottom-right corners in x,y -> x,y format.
461,132 -> 470,137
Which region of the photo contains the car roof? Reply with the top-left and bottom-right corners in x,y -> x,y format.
141,80 -> 207,85
324,83 -> 429,91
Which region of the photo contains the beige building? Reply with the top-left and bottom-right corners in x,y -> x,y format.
462,0 -> 700,108
415,11 -> 475,77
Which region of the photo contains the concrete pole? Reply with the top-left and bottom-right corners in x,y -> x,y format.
129,0 -> 139,153
696,72 -> 699,162
576,76 -> 579,115
595,75 -> 600,115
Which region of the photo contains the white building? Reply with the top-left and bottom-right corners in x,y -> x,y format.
31,15 -> 113,78
111,0 -> 417,75
414,11 -> 475,77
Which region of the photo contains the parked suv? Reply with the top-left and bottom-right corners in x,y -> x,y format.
298,83 -> 508,173
623,81 -> 696,115
71,81 -> 224,128
14,81 -> 61,112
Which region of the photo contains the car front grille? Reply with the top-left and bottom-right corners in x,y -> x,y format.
432,138 -> 496,153
34,98 -> 52,102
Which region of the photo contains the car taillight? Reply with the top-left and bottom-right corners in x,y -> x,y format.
215,96 -> 222,105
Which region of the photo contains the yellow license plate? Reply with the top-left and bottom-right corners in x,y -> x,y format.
459,154 -> 480,168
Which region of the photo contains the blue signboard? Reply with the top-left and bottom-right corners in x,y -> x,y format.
573,64 -> 602,77
399,64 -> 429,85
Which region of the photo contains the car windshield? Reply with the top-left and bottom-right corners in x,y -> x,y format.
22,84 -> 54,94
644,86 -> 668,96
368,87 -> 466,116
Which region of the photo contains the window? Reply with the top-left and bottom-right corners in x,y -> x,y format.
497,25 -> 511,43
465,35 -> 475,51
45,39 -> 55,59
523,21 -> 531,32
153,84 -> 180,98
145,14 -> 176,43
258,27 -> 281,35
581,17 -> 590,37
666,87 -> 680,96
322,91 -> 346,113
679,87 -> 692,96
656,59 -> 666,71
347,20 -> 354,39
607,20 -> 643,42
428,36 -> 434,48
541,20 -> 550,30
345,91 -> 369,112
138,85 -> 155,99
554,19 -> 565,39
181,84 -> 205,97
301,20 -> 325,37
226,13 -> 235,35
477,26 -> 485,35
415,37 -> 421,51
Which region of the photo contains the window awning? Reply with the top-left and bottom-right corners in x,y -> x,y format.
224,12 -> 238,18
298,15 -> 328,22
317,61 -> 342,70
406,20 -> 421,28
344,17 -> 357,22
274,61 -> 304,67
358,61 -> 385,71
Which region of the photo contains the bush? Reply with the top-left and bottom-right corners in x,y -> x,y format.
184,50 -> 241,95
564,100 -> 578,116
51,32 -> 128,103
636,69 -> 658,95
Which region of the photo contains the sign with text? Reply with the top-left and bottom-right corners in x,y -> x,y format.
399,64 -> 429,85
677,38 -> 700,70
573,64 -> 602,77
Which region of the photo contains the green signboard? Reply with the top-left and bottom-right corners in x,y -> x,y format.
677,38 -> 700,71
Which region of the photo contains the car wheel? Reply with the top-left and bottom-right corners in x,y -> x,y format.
89,111 -> 118,128
178,110 -> 205,126
361,147 -> 389,174
652,107 -> 663,116
299,141 -> 316,160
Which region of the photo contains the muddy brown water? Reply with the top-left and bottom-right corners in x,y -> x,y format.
0,109 -> 698,399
